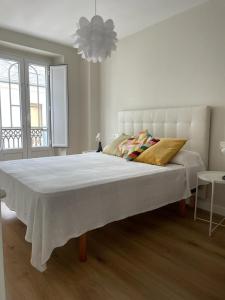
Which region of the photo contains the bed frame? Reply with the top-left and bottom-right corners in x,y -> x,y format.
78,106 -> 211,262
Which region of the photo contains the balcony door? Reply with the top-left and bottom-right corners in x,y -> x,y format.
0,55 -> 53,161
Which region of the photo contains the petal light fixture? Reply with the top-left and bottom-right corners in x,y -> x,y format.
73,0 -> 117,63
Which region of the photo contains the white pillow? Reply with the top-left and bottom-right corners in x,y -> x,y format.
171,150 -> 206,190
171,150 -> 205,168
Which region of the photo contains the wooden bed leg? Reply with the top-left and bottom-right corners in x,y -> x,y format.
79,233 -> 87,262
179,199 -> 186,217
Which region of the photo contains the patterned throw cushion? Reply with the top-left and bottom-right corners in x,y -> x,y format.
126,138 -> 160,161
118,137 -> 138,157
103,133 -> 131,157
136,130 -> 150,143
118,130 -> 151,158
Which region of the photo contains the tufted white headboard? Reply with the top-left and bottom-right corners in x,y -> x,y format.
118,106 -> 211,167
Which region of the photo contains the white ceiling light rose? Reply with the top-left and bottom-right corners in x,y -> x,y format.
73,0 -> 117,63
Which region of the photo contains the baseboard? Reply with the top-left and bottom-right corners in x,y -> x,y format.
197,200 -> 225,217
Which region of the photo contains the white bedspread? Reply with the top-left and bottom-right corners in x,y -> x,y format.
0,153 -> 193,271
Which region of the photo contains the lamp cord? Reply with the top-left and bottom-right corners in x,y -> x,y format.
95,0 -> 97,15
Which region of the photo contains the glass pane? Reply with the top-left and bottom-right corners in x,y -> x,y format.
0,58 -> 22,150
39,87 -> 47,127
29,68 -> 37,85
29,64 -> 48,147
11,83 -> 20,105
0,82 -> 11,127
30,103 -> 41,127
29,85 -> 38,103
0,59 -> 19,83
29,65 -> 46,86
9,63 -> 19,83
11,106 -> 21,127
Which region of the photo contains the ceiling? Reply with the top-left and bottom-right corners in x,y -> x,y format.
0,0 -> 208,46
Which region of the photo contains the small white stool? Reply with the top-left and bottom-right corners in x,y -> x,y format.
0,189 -> 6,300
194,171 -> 225,236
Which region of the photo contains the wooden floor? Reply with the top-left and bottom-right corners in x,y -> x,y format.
2,203 -> 225,300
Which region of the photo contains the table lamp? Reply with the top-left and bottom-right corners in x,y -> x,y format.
96,133 -> 103,152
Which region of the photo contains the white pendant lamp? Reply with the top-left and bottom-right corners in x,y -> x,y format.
73,0 -> 117,63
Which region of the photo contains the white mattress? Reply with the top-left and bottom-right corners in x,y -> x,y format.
0,153 -> 198,271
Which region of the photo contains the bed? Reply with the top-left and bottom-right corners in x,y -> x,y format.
0,106 -> 211,271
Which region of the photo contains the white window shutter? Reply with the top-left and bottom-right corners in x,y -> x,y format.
50,65 -> 68,147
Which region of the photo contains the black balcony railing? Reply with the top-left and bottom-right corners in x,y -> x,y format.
1,127 -> 48,149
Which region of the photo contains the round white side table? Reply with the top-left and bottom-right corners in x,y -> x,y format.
194,171 -> 225,236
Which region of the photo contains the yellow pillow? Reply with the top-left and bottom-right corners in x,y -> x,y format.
135,138 -> 187,166
103,134 -> 131,157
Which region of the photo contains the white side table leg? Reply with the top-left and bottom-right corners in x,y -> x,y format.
209,182 -> 215,237
194,177 -> 198,220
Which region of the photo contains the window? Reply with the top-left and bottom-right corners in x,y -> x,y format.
0,55 -> 68,160
0,57 -> 50,155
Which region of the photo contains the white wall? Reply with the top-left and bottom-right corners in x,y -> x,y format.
100,0 -> 225,213
79,61 -> 100,151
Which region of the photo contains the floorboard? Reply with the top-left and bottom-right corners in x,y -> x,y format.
2,203 -> 225,300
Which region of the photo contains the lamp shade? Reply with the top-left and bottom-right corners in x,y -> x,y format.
73,15 -> 117,63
